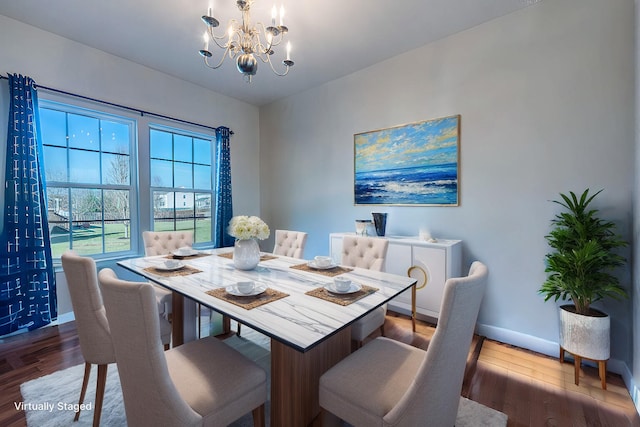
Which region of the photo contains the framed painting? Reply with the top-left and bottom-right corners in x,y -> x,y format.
354,115 -> 460,206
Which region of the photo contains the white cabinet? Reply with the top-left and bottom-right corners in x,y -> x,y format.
329,233 -> 462,321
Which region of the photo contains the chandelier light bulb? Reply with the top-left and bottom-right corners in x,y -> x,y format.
203,32 -> 209,50
279,5 -> 284,26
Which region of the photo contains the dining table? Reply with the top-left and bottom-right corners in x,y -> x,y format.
117,248 -> 416,427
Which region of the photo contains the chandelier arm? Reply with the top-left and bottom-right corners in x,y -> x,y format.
203,48 -> 232,70
255,22 -> 283,50
265,57 -> 292,76
209,19 -> 239,50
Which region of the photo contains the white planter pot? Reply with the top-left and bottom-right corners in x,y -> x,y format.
559,305 -> 610,360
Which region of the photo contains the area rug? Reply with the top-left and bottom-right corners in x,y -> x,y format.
20,334 -> 506,426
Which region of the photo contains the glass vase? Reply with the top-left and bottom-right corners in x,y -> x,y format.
233,238 -> 260,270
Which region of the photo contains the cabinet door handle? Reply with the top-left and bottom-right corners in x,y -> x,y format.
407,265 -> 428,290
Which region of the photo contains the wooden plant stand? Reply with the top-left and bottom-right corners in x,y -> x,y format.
560,346 -> 607,390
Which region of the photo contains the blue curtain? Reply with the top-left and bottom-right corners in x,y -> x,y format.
0,74 -> 57,336
214,126 -> 233,248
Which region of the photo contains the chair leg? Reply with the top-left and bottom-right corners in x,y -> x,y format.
237,322 -> 242,337
92,364 -> 108,427
379,324 -> 385,337
252,404 -> 265,427
74,362 -> 92,421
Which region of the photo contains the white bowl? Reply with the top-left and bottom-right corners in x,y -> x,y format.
333,277 -> 352,292
236,281 -> 256,294
176,246 -> 193,255
164,260 -> 181,269
314,256 -> 333,268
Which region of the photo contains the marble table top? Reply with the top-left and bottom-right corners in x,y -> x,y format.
118,249 -> 416,352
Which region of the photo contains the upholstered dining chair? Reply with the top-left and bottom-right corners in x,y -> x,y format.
142,230 -> 195,321
341,235 -> 390,347
319,261 -> 489,427
98,268 -> 267,427
236,229 -> 308,336
272,229 -> 308,258
60,251 -> 172,427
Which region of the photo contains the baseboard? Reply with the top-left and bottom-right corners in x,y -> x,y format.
52,311 -> 75,325
477,322 -> 639,416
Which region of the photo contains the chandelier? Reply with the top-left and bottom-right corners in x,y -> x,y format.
199,0 -> 294,82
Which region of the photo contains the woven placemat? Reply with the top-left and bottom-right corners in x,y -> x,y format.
217,252 -> 279,262
290,263 -> 353,277
305,284 -> 378,306
164,253 -> 211,260
143,265 -> 202,277
206,287 -> 289,310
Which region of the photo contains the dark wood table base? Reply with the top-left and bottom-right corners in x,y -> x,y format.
271,327 -> 352,426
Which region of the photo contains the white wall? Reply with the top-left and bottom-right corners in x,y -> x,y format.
0,14 -> 261,316
260,0 -> 636,371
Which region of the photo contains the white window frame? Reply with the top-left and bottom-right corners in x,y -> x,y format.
39,99 -> 139,260
148,123 -> 217,247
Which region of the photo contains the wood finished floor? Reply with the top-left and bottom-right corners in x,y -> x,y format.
1,313 -> 639,427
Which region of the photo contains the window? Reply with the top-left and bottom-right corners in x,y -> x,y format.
40,102 -> 137,258
149,127 -> 214,244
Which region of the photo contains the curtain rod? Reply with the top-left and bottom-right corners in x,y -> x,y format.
0,74 -> 233,135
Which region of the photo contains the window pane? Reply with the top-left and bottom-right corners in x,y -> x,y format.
153,191 -> 174,231
194,139 -> 211,165
194,164 -> 211,190
104,189 -> 131,253
47,187 -> 70,258
150,129 -> 172,160
102,153 -> 130,185
150,159 -> 173,187
68,114 -> 99,150
40,109 -> 67,147
176,192 -> 195,232
43,146 -> 68,182
70,188 -> 103,255
174,162 -> 193,188
101,120 -> 130,155
174,134 -> 192,163
69,149 -> 100,183
195,193 -> 211,243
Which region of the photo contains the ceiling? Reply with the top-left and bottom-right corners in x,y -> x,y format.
0,0 -> 539,106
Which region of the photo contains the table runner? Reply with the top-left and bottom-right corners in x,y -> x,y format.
290,263 -> 353,277
217,252 -> 279,262
206,287 -> 289,310
305,284 -> 378,306
143,265 -> 202,277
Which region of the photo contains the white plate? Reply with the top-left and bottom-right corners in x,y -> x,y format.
172,249 -> 199,257
325,283 -> 362,294
155,261 -> 185,271
225,283 -> 268,297
308,260 -> 337,270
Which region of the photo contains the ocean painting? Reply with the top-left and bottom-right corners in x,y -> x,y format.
354,115 -> 460,206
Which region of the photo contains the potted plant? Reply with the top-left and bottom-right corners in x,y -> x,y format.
540,189 -> 628,387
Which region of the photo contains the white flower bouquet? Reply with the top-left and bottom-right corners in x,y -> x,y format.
227,215 -> 270,240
